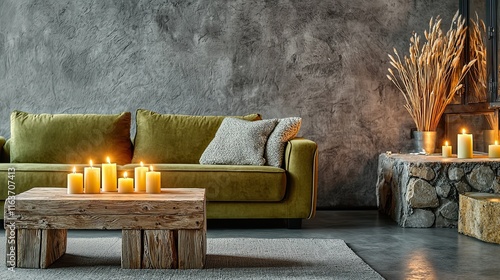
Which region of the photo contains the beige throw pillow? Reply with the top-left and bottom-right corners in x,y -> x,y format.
265,117 -> 302,167
200,118 -> 277,165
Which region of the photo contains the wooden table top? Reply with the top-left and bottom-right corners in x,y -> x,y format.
15,187 -> 206,202
6,188 -> 206,230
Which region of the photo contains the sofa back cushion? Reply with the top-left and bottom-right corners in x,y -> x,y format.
10,111 -> 133,164
132,109 -> 261,164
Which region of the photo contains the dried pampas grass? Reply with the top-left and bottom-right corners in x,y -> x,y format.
387,11 -> 476,131
468,13 -> 487,103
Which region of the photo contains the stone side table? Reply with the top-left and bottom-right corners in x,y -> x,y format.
376,153 -> 500,228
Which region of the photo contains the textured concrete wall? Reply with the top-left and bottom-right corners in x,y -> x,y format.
0,0 -> 457,208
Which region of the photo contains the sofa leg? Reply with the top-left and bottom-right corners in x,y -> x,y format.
287,219 -> 302,229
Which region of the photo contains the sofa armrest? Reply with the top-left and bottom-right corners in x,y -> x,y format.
283,137 -> 318,219
0,137 -> 9,163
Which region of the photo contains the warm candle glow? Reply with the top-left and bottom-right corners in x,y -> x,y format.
73,166 -> 76,173
150,165 -> 153,172
457,130 -> 473,158
107,156 -> 111,164
124,172 -> 128,178
90,160 -> 93,168
496,141 -> 499,145
135,162 -> 148,192
442,141 -> 452,158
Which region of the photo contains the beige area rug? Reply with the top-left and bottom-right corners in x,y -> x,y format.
0,236 -> 384,279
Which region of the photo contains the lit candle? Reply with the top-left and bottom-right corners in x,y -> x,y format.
84,160 -> 101,194
442,141 -> 452,158
457,129 -> 473,159
146,165 -> 161,194
118,172 -> 134,193
134,161 -> 148,192
102,156 -> 117,192
489,140 -> 500,158
67,166 -> 83,194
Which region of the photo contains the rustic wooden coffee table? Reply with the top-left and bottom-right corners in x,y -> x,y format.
4,187 -> 206,269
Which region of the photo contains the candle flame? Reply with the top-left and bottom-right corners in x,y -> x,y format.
445,141 -> 448,146
90,160 -> 93,168
140,161 -> 144,167
107,156 -> 111,164
150,165 -> 154,172
124,171 -> 128,178
462,128 -> 466,134
73,166 -> 76,173
496,140 -> 499,145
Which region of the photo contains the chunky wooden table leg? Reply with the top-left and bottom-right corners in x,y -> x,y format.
40,229 -> 67,268
178,229 -> 205,269
17,229 -> 42,268
122,229 -> 142,269
142,229 -> 177,269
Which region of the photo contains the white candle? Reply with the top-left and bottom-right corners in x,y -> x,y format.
457,129 -> 473,159
84,160 -> 101,194
102,156 -> 117,192
146,165 -> 161,194
134,161 -> 148,192
489,140 -> 500,158
118,172 -> 134,193
67,166 -> 83,194
442,141 -> 452,158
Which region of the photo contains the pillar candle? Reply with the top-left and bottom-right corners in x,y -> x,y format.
134,161 -> 148,192
102,156 -> 117,192
67,166 -> 83,194
457,129 -> 473,159
442,141 -> 452,158
84,160 -> 101,194
118,172 -> 134,193
489,141 -> 500,158
146,165 -> 161,194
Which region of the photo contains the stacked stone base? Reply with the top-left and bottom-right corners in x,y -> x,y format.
459,193 -> 500,244
376,153 -> 500,228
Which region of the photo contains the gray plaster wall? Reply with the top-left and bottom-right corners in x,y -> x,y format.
0,0 -> 457,208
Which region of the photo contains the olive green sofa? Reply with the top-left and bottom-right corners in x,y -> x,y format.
0,110 -> 318,228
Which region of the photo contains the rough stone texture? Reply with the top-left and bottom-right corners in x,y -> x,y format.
467,165 -> 495,191
402,209 -> 435,228
436,183 -> 451,198
437,199 -> 459,220
448,167 -> 465,181
455,181 -> 471,194
406,178 -> 439,208
409,166 -> 435,181
459,193 -> 500,244
377,153 -> 500,228
0,0 -> 458,208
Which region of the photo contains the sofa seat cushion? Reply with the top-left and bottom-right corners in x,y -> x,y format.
10,111 -> 133,164
0,164 -> 286,203
123,163 -> 286,202
132,109 -> 261,164
0,163 -> 87,200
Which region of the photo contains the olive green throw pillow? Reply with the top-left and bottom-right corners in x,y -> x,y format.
200,118 -> 278,165
10,111 -> 133,164
132,109 -> 262,164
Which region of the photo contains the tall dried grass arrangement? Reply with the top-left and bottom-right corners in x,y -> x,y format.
468,13 -> 487,103
387,12 -> 476,131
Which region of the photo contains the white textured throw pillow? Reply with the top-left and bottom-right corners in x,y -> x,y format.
265,117 -> 302,167
200,118 -> 278,165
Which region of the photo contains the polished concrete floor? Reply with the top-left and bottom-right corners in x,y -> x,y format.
4,210 -> 500,279
207,210 -> 500,279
